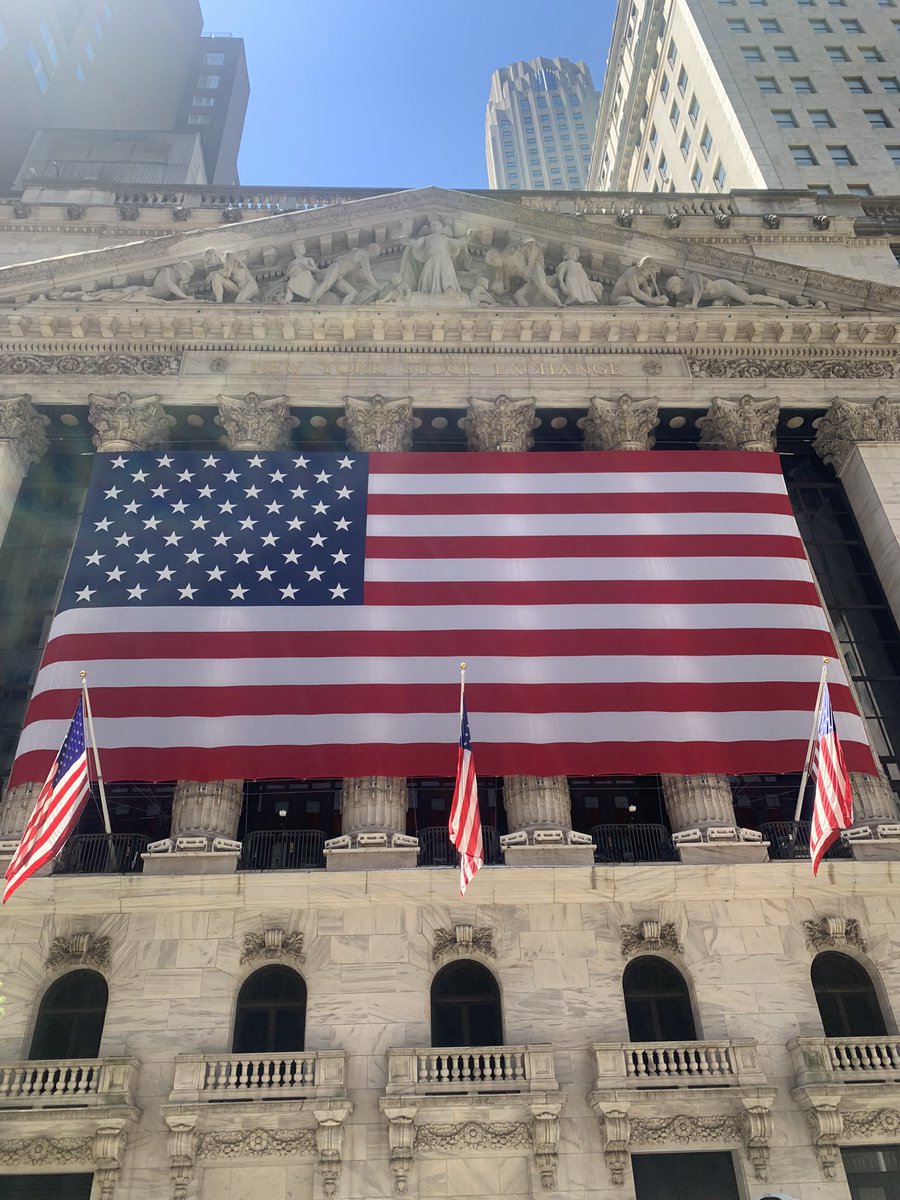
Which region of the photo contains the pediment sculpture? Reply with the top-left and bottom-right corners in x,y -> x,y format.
3,185 -> 884,312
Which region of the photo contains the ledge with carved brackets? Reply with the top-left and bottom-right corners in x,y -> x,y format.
379,1090 -> 564,1195
0,1065 -> 140,1200
161,1096 -> 352,1199
589,1083 -> 777,1186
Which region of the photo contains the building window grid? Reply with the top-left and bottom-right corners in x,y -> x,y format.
773,108 -> 799,126
758,76 -> 782,93
809,108 -> 836,126
688,94 -> 700,124
742,45 -> 765,61
827,46 -> 851,61
791,144 -> 818,165
26,43 -> 50,94
845,77 -> 871,93
828,144 -> 856,164
865,110 -> 893,127
39,20 -> 60,68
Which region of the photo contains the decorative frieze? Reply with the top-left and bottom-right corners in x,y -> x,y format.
697,395 -> 780,452
842,1108 -> 900,1140
803,916 -> 866,953
0,353 -> 182,375
88,391 -> 175,452
0,1134 -> 93,1166
45,932 -> 111,970
239,928 -> 305,964
413,1120 -> 533,1151
582,395 -> 659,451
813,396 -> 900,470
464,394 -> 536,452
432,925 -> 495,961
197,1128 -> 317,1159
689,357 -> 894,379
0,394 -> 49,471
630,1114 -> 740,1146
215,392 -> 295,451
620,920 -> 683,958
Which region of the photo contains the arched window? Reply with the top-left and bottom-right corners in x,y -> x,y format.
811,952 -> 887,1037
431,961 -> 502,1047
29,970 -> 108,1060
232,965 -> 307,1054
623,956 -> 697,1042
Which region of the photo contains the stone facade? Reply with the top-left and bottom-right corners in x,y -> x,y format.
1,184 -> 900,1199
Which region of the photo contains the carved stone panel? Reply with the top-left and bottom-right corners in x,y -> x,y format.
432,925 -> 495,961
620,921 -> 683,958
582,395 -> 659,451
240,929 -> 305,964
197,1128 -> 317,1159
45,932 -> 111,970
88,391 -> 175,452
803,916 -> 867,953
343,394 -> 414,452
813,397 -> 900,470
464,395 -> 536,452
0,394 -> 49,471
215,392 -> 295,451
697,395 -> 779,452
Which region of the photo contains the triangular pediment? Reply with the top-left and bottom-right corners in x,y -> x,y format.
0,186 -> 897,313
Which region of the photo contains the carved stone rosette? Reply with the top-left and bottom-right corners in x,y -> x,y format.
620,921 -> 683,958
814,396 -> 900,470
343,394 -> 414,452
582,395 -> 659,451
240,928 -> 305,964
432,924 -> 495,961
464,395 -> 536,452
803,916 -> 867,953
45,932 -> 111,970
88,391 -> 175,452
0,394 -> 49,471
215,392 -> 295,451
697,395 -> 780,452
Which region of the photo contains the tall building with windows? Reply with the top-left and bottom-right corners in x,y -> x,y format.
588,0 -> 900,195
1,179 -> 900,1200
485,57 -> 599,189
0,1 -> 248,189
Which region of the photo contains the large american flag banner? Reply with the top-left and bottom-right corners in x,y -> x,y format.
10,449 -> 876,785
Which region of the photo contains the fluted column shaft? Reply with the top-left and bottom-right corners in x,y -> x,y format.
658,773 -> 737,834
340,395 -> 415,842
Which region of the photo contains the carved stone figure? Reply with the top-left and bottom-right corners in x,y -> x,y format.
375,273 -> 412,304
43,261 -> 195,303
552,245 -> 602,305
205,251 -> 259,303
484,231 -> 561,307
309,244 -> 381,305
400,219 -> 474,296
282,241 -> 320,303
667,272 -> 791,308
610,257 -> 669,306
468,277 -> 496,306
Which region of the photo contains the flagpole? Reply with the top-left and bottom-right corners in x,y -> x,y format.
458,661 -> 467,720
80,670 -> 112,837
793,657 -> 829,824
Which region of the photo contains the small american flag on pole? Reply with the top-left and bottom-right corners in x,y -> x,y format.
449,664 -> 483,897
4,699 -> 91,903
810,682 -> 854,875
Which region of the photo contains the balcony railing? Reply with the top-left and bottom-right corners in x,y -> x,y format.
0,1058 -> 139,1108
417,826 -> 502,867
55,833 -> 149,875
169,1050 -> 347,1102
591,824 -> 678,864
592,1040 -> 765,1089
386,1044 -> 558,1096
789,1036 -> 900,1087
240,829 -> 326,871
761,822 -> 853,862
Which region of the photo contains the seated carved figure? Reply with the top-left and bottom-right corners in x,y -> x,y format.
667,272 -> 790,308
485,231 -> 562,307
610,257 -> 670,306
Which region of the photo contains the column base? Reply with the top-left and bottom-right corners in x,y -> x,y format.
501,829 -> 596,867
846,824 -> 900,861
142,848 -> 241,875
325,846 -> 420,871
676,842 -> 770,864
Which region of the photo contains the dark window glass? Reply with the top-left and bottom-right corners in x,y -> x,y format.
623,957 -> 697,1041
232,965 -> 307,1053
431,961 -> 502,1047
844,1146 -> 900,1200
632,1151 -> 740,1200
0,1175 -> 94,1199
811,952 -> 887,1036
29,970 -> 108,1059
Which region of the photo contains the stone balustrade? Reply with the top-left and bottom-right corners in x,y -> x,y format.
169,1049 -> 347,1102
789,1035 -> 900,1087
592,1039 -> 765,1089
0,1057 -> 140,1108
386,1044 -> 557,1096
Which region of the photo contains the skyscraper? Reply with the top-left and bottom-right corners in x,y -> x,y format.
485,57 -> 599,190
588,0 -> 900,195
0,1 -> 248,189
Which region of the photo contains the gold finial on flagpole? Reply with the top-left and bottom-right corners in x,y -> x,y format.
460,661 -> 467,672
80,670 -> 86,679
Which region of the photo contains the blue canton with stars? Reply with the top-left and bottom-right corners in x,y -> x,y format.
61,452 -> 369,609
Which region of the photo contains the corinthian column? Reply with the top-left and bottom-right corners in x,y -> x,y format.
325,395 -> 419,870
0,399 -> 50,859
813,397 -> 900,857
88,391 -> 176,452
669,396 -> 780,862
466,395 -> 593,866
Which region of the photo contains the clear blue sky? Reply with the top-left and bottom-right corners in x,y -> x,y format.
199,0 -> 616,188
